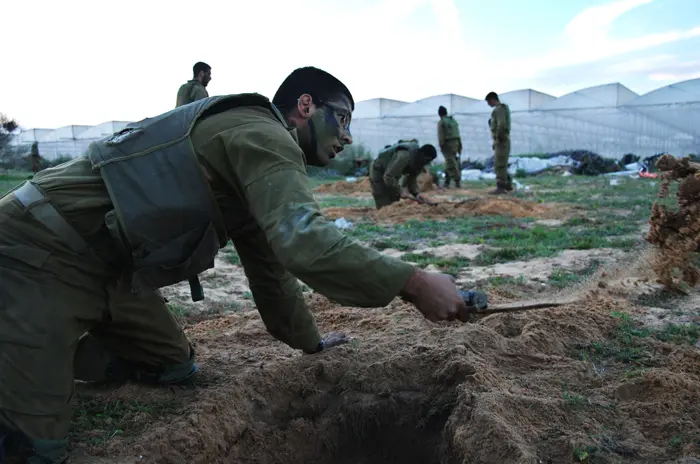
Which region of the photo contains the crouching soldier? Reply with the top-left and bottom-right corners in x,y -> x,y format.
369,139 -> 437,209
0,67 -> 481,463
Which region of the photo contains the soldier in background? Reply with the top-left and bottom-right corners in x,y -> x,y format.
486,92 -> 512,194
22,142 -> 42,179
369,139 -> 437,209
176,62 -> 212,108
437,106 -> 462,189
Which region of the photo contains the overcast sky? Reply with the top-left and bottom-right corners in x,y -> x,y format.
2,0 -> 699,129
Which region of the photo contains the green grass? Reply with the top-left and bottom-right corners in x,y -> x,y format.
70,397 -> 181,445
0,173 -> 26,196
0,170 -> 672,288
400,252 -> 472,277
575,311 -> 699,369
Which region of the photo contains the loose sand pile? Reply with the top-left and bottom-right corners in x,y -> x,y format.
71,288 -> 700,464
323,196 -> 571,223
646,155 -> 700,290
313,177 -> 372,195
313,171 -> 435,196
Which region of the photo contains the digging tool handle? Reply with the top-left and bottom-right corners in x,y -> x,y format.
460,298 -> 577,317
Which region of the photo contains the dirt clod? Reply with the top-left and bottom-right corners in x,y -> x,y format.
646,154 -> 700,289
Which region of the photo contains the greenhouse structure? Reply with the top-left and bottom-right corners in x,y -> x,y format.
9,78 -> 700,162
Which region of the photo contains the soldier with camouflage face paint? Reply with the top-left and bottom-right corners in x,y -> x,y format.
0,66 -> 481,463
176,62 -> 212,108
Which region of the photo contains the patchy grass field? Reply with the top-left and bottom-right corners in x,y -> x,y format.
3,171 -> 700,463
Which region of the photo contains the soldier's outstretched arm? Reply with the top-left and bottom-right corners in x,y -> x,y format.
216,121 -> 416,310
382,151 -> 411,199
211,118 -> 469,327
229,225 -> 324,353
403,172 -> 420,197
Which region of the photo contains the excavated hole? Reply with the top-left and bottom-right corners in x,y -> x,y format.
236,386 -> 461,464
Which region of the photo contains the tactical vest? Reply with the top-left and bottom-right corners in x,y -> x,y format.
87,93 -> 285,295
441,116 -> 460,140
375,140 -> 422,172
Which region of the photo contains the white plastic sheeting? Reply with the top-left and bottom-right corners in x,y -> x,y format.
10,122 -> 127,161
9,78 -> 700,162
351,79 -> 700,161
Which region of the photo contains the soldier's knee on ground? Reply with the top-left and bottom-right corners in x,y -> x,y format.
75,334 -> 198,386
0,427 -> 68,464
28,439 -> 69,464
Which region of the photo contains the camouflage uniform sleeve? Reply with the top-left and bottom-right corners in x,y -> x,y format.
490,108 -> 499,140
492,106 -> 509,140
217,121 -> 416,309
437,120 -> 445,148
401,172 -> 420,197
383,150 -> 411,197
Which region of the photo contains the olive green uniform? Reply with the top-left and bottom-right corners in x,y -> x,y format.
369,142 -> 421,209
490,103 -> 512,191
437,116 -> 462,188
0,99 -> 415,461
176,79 -> 209,108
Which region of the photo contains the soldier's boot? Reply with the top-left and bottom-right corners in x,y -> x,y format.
489,180 -> 510,195
74,334 -> 199,387
104,345 -> 199,387
27,439 -> 69,464
459,289 -> 488,310
443,174 -> 451,188
454,178 -> 461,189
504,175 -> 514,192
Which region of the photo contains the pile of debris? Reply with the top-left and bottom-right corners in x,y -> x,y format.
646,154 -> 700,290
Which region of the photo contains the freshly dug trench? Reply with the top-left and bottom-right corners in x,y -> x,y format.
73,295 -> 700,464
215,350 -> 472,464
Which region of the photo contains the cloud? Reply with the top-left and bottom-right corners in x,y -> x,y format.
507,0 -> 700,79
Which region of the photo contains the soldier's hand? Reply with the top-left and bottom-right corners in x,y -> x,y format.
304,331 -> 352,354
399,269 -> 467,322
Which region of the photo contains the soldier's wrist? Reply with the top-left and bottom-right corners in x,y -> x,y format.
399,268 -> 425,303
303,338 -> 325,354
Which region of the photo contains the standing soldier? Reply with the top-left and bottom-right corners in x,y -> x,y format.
437,106 -> 462,189
22,142 -> 42,179
486,92 -> 512,194
175,62 -> 212,108
29,142 -> 41,175
369,139 -> 437,209
0,67 -> 480,463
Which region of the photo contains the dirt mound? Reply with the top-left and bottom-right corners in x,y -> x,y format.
71,292 -> 700,463
313,171 -> 435,196
324,196 -> 568,223
646,155 -> 700,290
313,177 -> 372,194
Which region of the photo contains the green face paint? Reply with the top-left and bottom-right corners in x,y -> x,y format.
304,100 -> 352,167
